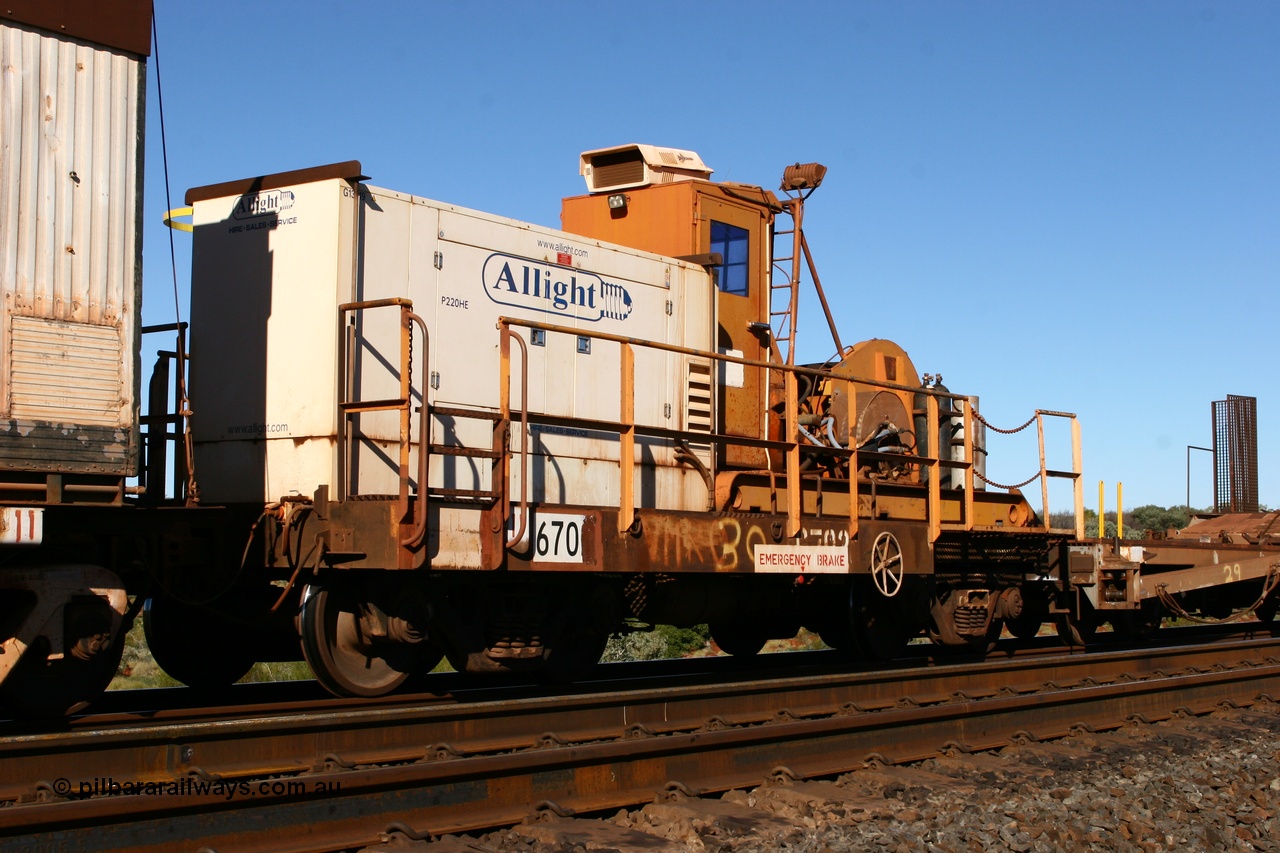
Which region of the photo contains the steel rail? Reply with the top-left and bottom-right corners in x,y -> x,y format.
2,637 -> 1279,851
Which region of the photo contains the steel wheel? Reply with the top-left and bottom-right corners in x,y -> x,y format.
300,583 -> 425,697
1056,596 -> 1101,647
143,596 -> 256,689
1111,599 -> 1162,641
854,577 -> 927,660
0,597 -> 124,718
711,624 -> 768,657
1004,587 -> 1049,640
540,629 -> 609,682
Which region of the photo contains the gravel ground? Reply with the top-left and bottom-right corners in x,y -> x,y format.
414,701 -> 1280,853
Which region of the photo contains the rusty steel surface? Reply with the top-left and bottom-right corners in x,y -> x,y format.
0,0 -> 152,56
1175,509 -> 1280,543
3,635 -> 1280,851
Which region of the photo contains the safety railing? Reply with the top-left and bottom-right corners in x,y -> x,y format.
140,322 -> 195,504
1038,410 -> 1085,538
494,317 -> 1084,549
336,298 -> 430,548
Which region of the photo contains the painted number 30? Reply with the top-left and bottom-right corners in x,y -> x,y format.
534,514 -> 585,563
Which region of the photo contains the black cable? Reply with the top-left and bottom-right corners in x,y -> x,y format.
151,8 -> 181,327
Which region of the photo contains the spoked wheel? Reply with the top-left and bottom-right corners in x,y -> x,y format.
869,532 -> 904,598
300,583 -> 435,698
0,597 -> 124,718
711,623 -> 768,657
144,596 -> 257,689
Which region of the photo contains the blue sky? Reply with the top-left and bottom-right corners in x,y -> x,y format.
141,1 -> 1278,512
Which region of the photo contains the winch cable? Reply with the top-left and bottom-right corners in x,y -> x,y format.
151,11 -> 201,504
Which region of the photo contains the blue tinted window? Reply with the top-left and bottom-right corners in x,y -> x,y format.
710,221 -> 749,296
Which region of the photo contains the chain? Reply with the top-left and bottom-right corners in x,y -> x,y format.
952,410 -> 1043,489
974,470 -> 1042,490
1154,564 -> 1280,625
971,409 -> 1038,435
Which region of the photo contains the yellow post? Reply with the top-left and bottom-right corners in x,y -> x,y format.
1117,482 -> 1124,539
1098,480 -> 1105,539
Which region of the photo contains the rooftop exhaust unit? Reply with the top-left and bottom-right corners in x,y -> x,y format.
580,144 -> 712,193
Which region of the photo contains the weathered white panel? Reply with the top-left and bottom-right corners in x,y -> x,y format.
0,18 -> 142,473
343,192 -> 438,497
502,454 -> 705,513
189,179 -> 344,440
188,178 -> 348,503
0,22 -> 140,328
10,316 -> 123,425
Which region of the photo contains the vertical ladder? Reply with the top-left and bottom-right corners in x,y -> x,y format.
769,200 -> 804,367
769,165 -> 844,367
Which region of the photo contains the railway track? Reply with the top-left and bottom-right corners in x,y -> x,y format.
2,631 -> 1279,852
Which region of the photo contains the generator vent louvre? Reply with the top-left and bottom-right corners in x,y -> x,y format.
589,150 -> 646,191
10,316 -> 124,426
684,359 -> 713,467
685,360 -> 713,432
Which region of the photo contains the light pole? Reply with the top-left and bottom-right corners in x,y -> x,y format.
1187,445 -> 1212,511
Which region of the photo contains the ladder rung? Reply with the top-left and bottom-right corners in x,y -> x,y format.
340,398 -> 407,413
431,405 -> 503,421
429,487 -> 497,498
429,444 -> 501,459
1045,470 -> 1080,480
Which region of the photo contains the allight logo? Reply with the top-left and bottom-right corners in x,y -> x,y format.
233,190 -> 296,220
482,253 -> 633,322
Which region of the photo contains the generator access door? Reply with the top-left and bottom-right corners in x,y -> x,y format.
696,194 -> 772,469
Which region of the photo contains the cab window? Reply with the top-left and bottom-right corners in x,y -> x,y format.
710,220 -> 749,296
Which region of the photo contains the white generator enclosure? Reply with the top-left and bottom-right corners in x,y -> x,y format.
188,163 -> 717,565
0,11 -> 145,476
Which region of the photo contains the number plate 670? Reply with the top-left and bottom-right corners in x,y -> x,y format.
533,513 -> 585,563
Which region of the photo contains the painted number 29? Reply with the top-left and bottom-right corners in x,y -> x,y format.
534,514 -> 585,563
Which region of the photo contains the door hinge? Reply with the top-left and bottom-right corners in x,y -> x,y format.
429,371 -> 441,390
434,251 -> 443,270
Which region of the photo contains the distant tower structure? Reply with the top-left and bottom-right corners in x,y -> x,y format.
1212,394 -> 1258,513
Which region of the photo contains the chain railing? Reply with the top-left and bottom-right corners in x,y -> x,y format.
493,318 -> 1085,550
